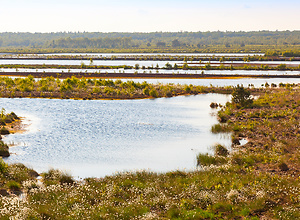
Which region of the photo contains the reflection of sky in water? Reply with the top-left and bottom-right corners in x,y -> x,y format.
1,68 -> 300,77
1,94 -> 231,178
0,58 -> 299,68
126,78 -> 300,88
2,76 -> 300,88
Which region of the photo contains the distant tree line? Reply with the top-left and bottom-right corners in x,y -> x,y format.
0,31 -> 299,54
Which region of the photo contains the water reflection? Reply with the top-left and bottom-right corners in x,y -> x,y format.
2,94 -> 231,178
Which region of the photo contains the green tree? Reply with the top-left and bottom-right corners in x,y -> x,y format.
171,39 -> 180,47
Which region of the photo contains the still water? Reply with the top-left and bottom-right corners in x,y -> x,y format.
1,68 -> 300,77
2,94 -> 231,178
0,59 -> 298,68
126,78 -> 300,88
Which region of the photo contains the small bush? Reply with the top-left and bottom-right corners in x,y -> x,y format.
217,111 -> 229,123
60,173 -> 75,185
6,180 -> 21,191
197,153 -> 227,166
0,141 -> 9,157
8,112 -> 19,120
278,162 -> 289,171
231,136 -> 240,145
231,85 -> 253,108
0,127 -> 9,135
0,145 -> 10,157
0,158 -> 8,173
42,169 -> 75,185
149,89 -> 158,98
142,87 -> 150,96
214,144 -> 229,157
211,124 -> 230,133
4,118 -> 12,123
210,102 -> 219,108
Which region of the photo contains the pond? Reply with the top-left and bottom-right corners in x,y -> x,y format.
1,59 -> 297,68
1,68 -> 300,77
2,94 -> 231,178
125,78 -> 300,88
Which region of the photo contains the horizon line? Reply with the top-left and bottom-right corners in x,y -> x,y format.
0,30 -> 300,34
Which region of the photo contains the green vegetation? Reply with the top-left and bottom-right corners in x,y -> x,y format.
1,61 -> 300,72
0,87 -> 299,219
0,108 -> 20,157
231,85 -> 254,108
0,76 -> 239,100
0,64 -> 132,70
0,141 -> 9,157
0,31 -> 299,54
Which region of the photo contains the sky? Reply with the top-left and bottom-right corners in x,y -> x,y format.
0,0 -> 299,33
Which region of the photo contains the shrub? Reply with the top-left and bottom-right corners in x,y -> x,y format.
149,88 -> 158,98
214,144 -> 229,157
211,124 -> 230,133
0,141 -> 9,157
197,153 -> 227,166
6,180 -> 21,191
60,173 -> 75,185
210,102 -> 218,108
231,136 -> 240,145
217,111 -> 230,123
143,87 -> 150,96
0,127 -> 10,135
231,85 -> 253,108
278,162 -> 289,171
0,158 -> 8,173
42,169 -> 75,185
8,112 -> 19,120
8,163 -> 38,182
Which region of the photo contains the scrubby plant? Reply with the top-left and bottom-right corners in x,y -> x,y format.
0,141 -> 9,157
211,124 -> 230,133
278,162 -> 289,171
214,144 -> 229,157
42,169 -> 74,186
210,102 -> 218,108
6,180 -> 21,191
231,85 -> 253,108
149,88 -> 158,98
0,158 -> 8,173
197,153 -> 227,166
0,127 -> 9,135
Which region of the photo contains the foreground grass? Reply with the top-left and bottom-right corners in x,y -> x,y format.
0,87 -> 299,219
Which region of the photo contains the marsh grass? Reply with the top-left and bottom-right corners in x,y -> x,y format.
0,87 -> 299,219
197,153 -> 227,166
0,76 -> 244,100
211,124 -> 231,133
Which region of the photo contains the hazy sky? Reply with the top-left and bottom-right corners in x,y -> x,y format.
0,0 -> 299,32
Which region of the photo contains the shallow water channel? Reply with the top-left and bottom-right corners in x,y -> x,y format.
2,94 -> 231,178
